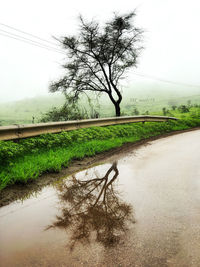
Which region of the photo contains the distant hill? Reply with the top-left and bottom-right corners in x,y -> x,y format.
0,94 -> 65,126
0,82 -> 200,125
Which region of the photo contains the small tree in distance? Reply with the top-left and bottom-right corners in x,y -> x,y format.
50,12 -> 143,116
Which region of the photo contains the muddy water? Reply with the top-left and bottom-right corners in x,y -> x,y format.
0,130 -> 200,267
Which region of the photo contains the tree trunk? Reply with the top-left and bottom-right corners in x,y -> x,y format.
107,92 -> 121,117
114,102 -> 121,117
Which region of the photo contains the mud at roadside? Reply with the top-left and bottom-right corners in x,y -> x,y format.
0,127 -> 199,208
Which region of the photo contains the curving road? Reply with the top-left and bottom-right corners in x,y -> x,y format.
0,130 -> 200,266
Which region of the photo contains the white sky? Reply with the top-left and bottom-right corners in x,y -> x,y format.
0,0 -> 200,102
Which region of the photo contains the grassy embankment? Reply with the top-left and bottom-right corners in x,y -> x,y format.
0,115 -> 200,190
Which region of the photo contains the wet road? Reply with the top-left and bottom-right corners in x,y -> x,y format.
0,130 -> 200,267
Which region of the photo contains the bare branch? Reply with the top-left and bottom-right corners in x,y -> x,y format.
50,11 -> 143,116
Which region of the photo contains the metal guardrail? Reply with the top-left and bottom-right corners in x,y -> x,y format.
0,115 -> 178,141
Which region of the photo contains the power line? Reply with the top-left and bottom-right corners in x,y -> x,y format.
0,29 -> 65,55
0,31 -> 65,55
0,22 -> 199,89
133,72 -> 200,88
0,22 -> 58,47
0,28 -> 64,53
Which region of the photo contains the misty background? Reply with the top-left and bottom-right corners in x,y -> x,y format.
0,0 -> 200,124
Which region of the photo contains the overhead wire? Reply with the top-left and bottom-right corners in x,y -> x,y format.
133,72 -> 200,88
0,22 -> 58,47
0,22 -> 199,89
0,28 -> 65,55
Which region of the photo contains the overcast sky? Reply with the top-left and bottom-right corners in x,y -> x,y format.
0,0 -> 200,102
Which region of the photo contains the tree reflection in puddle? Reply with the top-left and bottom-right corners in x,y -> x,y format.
46,162 -> 135,249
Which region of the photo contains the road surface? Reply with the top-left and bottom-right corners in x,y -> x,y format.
0,130 -> 200,266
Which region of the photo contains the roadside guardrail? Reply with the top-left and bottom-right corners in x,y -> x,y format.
0,115 -> 178,141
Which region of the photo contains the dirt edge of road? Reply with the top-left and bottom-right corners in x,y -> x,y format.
1,127 -> 199,208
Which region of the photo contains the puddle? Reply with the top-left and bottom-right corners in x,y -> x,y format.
0,130 -> 200,266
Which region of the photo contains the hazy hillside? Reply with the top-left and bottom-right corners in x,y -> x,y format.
0,82 -> 200,125
99,82 -> 200,116
0,94 -> 65,126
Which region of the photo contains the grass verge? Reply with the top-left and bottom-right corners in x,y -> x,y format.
0,118 -> 200,190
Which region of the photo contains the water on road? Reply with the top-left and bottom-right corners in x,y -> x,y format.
0,130 -> 200,267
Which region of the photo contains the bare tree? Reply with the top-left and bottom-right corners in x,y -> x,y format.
50,12 -> 143,116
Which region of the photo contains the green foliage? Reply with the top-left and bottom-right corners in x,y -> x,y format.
162,107 -> 167,116
178,105 -> 190,113
132,108 -> 140,115
0,113 -> 200,190
39,101 -> 88,122
39,94 -> 100,123
172,105 -> 177,110
1,86 -> 200,126
0,141 -> 24,165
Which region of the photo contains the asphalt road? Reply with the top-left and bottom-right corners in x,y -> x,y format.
0,130 -> 200,267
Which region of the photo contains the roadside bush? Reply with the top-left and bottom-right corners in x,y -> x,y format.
0,117 -> 200,169
178,105 -> 190,113
0,116 -> 200,189
0,141 -> 24,166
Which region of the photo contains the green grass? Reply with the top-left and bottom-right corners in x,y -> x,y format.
1,88 -> 200,126
0,115 -> 200,190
